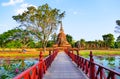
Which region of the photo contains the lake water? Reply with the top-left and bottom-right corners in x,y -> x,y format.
0,56 -> 120,79
93,56 -> 120,78
94,56 -> 120,72
0,58 -> 39,79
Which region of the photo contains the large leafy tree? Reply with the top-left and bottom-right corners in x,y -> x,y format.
0,29 -> 22,48
12,4 -> 65,52
102,33 -> 115,48
0,28 -> 35,49
14,29 -> 34,48
5,40 -> 22,48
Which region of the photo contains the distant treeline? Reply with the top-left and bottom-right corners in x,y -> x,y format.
0,28 -> 120,49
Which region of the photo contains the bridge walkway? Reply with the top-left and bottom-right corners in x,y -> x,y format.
43,52 -> 88,79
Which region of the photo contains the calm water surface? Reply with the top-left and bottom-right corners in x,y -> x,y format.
94,56 -> 120,72
94,56 -> 120,78
0,58 -> 39,79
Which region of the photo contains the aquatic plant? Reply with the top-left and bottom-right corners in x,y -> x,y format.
0,59 -> 37,79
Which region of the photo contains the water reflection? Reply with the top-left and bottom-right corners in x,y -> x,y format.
94,56 -> 120,72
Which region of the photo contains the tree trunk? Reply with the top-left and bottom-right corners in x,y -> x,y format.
43,46 -> 46,53
42,41 -> 47,53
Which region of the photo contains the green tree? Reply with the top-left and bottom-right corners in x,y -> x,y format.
47,40 -> 54,47
116,20 -> 120,26
5,40 -> 22,48
97,40 -> 104,48
0,34 -> 6,48
0,29 -> 22,48
35,41 -> 42,48
75,41 -> 80,48
115,20 -> 120,33
116,35 -> 120,42
114,36 -> 120,48
66,34 -> 73,45
71,40 -> 76,47
51,33 -> 57,43
80,39 -> 86,48
102,33 -> 115,48
27,40 -> 35,48
13,4 -> 65,52
114,42 -> 120,48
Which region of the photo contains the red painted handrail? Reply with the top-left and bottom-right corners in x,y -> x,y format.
13,49 -> 58,79
65,49 -> 120,79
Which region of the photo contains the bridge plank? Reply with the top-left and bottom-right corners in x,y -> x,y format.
43,52 -> 88,79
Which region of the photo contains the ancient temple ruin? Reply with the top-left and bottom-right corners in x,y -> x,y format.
53,22 -> 71,48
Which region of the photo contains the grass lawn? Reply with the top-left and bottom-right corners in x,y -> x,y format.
0,51 -> 49,58
1,48 -> 120,58
74,50 -> 120,57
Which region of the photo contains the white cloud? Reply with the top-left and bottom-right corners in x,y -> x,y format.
15,3 -> 37,14
2,0 -> 24,6
54,0 -> 62,3
51,0 -> 64,4
67,9 -> 81,15
73,11 -> 78,15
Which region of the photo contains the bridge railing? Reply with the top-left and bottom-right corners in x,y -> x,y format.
13,49 -> 58,79
65,49 -> 120,79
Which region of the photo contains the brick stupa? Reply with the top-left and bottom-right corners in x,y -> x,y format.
53,22 -> 71,48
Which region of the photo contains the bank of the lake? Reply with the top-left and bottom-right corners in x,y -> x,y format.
77,50 -> 120,57
0,51 -> 49,58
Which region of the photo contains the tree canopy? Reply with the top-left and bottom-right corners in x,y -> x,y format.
116,20 -> 120,26
115,20 -> 120,33
66,34 -> 73,45
102,33 -> 115,48
12,4 -> 65,51
0,29 -> 22,48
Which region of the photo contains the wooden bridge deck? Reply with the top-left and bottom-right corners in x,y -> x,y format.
43,52 -> 88,79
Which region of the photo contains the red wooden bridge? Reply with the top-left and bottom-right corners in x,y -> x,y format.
13,49 -> 120,79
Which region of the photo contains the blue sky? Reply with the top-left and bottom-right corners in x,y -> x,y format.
0,0 -> 120,41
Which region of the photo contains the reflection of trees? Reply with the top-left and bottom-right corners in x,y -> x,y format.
21,59 -> 25,67
106,57 -> 115,68
97,56 -> 104,60
95,56 -> 104,65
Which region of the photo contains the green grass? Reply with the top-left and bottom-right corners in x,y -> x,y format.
74,50 -> 120,57
1,48 -> 120,58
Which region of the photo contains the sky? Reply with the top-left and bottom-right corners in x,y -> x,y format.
0,0 -> 120,41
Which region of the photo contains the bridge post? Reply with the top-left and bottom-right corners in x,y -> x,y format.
68,48 -> 70,56
76,49 -> 79,58
72,49 -> 74,61
76,49 -> 79,67
89,51 -> 95,79
39,51 -> 44,79
49,50 -> 52,66
39,51 -> 43,61
49,50 -> 51,55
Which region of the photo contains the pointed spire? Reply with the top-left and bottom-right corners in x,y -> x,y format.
60,21 -> 64,33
